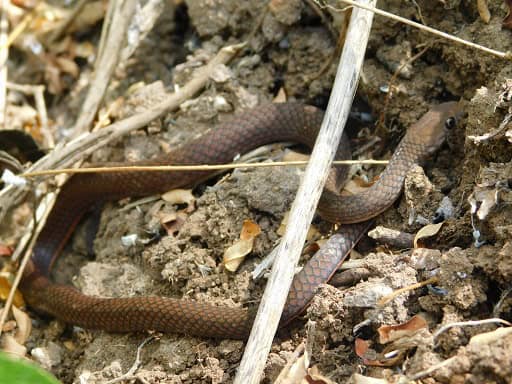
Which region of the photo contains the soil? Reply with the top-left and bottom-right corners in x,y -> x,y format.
3,0 -> 512,383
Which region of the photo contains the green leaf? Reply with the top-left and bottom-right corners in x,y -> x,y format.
0,352 -> 61,384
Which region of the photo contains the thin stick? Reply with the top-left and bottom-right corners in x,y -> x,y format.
433,318 -> 512,341
377,276 -> 438,306
322,0 -> 511,60
234,2 -> 376,383
72,0 -> 137,135
104,336 -> 155,384
0,42 -> 244,223
21,159 -> 388,178
408,356 -> 457,380
0,0 -> 9,128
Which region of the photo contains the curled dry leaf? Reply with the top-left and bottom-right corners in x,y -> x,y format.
1,334 -> 27,357
0,276 -> 25,307
413,222 -> 443,248
161,188 -> 196,213
12,306 -> 32,345
160,211 -> 188,236
355,337 -> 402,367
0,244 -> 13,257
306,365 -> 337,384
477,0 -> 491,23
223,220 -> 261,272
275,354 -> 309,384
378,314 -> 428,344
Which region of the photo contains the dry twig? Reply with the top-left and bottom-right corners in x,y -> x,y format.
234,1 -> 376,382
72,0 -> 137,135
0,0 -> 9,128
323,0 -> 511,60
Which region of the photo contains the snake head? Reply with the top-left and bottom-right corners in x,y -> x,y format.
409,101 -> 464,155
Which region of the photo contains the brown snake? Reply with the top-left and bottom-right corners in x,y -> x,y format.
19,102 -> 461,339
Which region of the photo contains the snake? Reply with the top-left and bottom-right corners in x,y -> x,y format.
18,101 -> 461,339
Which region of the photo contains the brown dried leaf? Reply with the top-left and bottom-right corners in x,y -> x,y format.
12,306 -> 31,344
354,338 -> 401,367
1,334 -> 27,357
378,314 -> 428,344
355,338 -> 370,359
0,276 -> 25,307
223,220 -> 261,272
477,0 -> 491,23
240,219 -> 261,241
306,365 -> 337,384
160,211 -> 188,236
413,222 -> 443,248
275,354 -> 309,384
0,244 -> 13,257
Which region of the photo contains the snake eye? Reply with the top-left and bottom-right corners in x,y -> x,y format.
444,117 -> 457,130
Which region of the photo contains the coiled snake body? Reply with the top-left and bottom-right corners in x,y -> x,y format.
19,102 -> 461,339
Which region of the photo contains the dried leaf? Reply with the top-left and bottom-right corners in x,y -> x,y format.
161,189 -> 195,213
354,338 -> 402,367
477,0 -> 491,23
0,276 -> 25,307
378,314 -> 428,344
160,211 -> 188,235
12,306 -> 31,344
307,365 -> 337,384
413,222 -> 443,248
355,338 -> 370,359
275,354 -> 309,384
240,219 -> 261,241
1,334 -> 27,357
0,245 -> 13,257
223,220 -> 261,272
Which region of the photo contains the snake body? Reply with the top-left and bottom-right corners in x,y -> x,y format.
19,102 -> 461,339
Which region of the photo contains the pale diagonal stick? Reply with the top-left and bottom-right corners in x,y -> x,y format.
72,0 -> 137,135
233,1 -> 376,383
